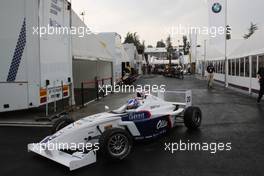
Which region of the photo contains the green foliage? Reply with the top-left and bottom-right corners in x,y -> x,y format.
183,35 -> 190,55
156,40 -> 166,48
124,32 -> 145,54
243,22 -> 258,39
166,35 -> 173,61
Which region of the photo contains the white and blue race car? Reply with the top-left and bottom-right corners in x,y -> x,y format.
28,90 -> 202,171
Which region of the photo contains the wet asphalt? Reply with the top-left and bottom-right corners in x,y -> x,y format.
0,75 -> 264,176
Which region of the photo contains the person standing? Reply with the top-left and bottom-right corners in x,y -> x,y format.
207,64 -> 215,89
257,67 -> 264,103
187,64 -> 192,74
142,64 -> 146,75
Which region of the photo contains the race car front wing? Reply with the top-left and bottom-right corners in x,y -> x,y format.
28,143 -> 97,171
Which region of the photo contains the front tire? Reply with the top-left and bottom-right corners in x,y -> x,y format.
52,117 -> 74,133
99,128 -> 133,160
184,106 -> 202,130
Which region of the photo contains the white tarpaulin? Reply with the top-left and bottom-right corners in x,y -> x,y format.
71,11 -> 113,61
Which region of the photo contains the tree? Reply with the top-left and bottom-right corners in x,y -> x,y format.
166,36 -> 173,53
166,35 -> 173,67
156,40 -> 166,48
137,40 -> 145,54
183,35 -> 190,55
123,32 -> 135,43
124,32 -> 145,54
243,22 -> 258,39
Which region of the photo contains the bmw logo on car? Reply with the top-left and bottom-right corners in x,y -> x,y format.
212,2 -> 222,13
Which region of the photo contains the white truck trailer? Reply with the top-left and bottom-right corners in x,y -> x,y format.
0,0 -> 72,112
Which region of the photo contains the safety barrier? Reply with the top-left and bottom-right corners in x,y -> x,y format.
74,77 -> 113,107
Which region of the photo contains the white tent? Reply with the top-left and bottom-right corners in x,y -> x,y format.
203,39 -> 243,60
71,11 -> 113,94
203,28 -> 264,60
229,29 -> 264,58
97,32 -> 130,83
123,43 -> 138,68
120,45 -> 130,63
97,32 -> 129,63
206,45 -> 224,60
71,11 -> 113,61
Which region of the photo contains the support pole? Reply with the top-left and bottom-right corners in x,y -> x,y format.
45,84 -> 49,117
61,81 -> 64,110
102,79 -> 105,97
111,77 -> 114,94
249,56 -> 252,94
95,77 -> 99,100
224,0 -> 228,87
81,82 -> 84,108
54,100 -> 57,113
203,40 -> 207,78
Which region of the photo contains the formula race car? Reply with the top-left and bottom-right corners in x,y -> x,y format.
28,90 -> 202,171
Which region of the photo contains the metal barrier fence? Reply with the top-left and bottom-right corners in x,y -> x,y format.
74,77 -> 113,107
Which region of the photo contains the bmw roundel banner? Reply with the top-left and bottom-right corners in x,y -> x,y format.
208,0 -> 226,25
208,0 -> 227,46
212,2 -> 222,13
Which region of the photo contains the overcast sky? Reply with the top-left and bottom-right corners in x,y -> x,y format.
72,0 -> 264,46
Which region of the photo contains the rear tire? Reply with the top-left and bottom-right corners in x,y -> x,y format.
184,106 -> 202,130
99,128 -> 133,160
52,117 -> 74,133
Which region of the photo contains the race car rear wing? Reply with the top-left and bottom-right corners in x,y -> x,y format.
157,90 -> 192,107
